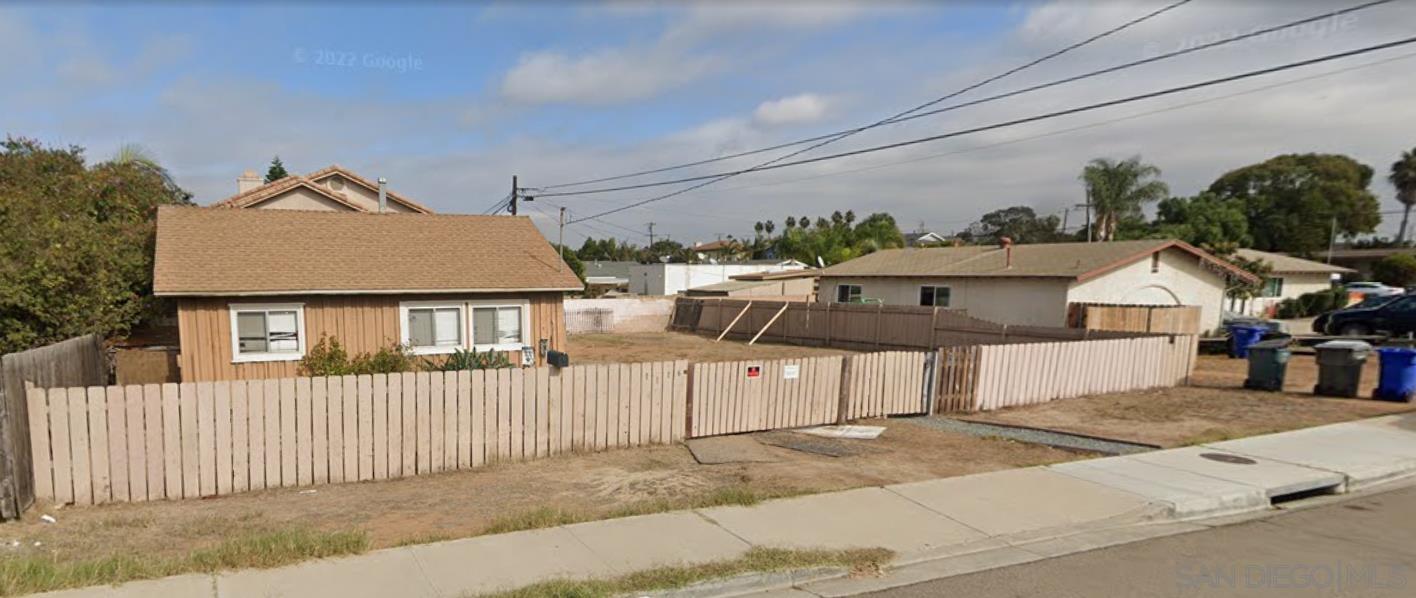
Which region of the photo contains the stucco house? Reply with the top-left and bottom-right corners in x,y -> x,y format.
1231,248 -> 1352,317
211,165 -> 435,214
817,239 -> 1255,333
153,207 -> 581,382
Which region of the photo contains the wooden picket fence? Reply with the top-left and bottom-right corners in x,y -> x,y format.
841,351 -> 928,420
689,356 -> 844,437
27,362 -> 688,505
1066,303 -> 1203,335
934,345 -> 981,414
970,336 -> 1193,411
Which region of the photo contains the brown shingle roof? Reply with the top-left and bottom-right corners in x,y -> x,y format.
154,206 -> 583,295
1234,248 -> 1354,275
820,239 -> 1258,283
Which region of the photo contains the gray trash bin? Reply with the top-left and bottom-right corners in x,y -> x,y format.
1314,340 -> 1372,398
1244,338 -> 1291,391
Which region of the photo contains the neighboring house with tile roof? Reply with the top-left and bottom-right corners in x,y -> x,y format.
1231,248 -> 1352,318
210,165 -> 434,214
819,239 -> 1256,332
154,206 -> 580,381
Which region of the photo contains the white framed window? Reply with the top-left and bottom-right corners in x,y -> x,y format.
919,285 -> 951,307
1260,277 -> 1284,298
835,284 -> 862,303
399,301 -> 465,355
469,300 -> 530,351
229,303 -> 306,363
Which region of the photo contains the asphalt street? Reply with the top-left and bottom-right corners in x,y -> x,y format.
864,484 -> 1416,597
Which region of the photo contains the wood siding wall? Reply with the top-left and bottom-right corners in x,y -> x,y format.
28,362 -> 687,505
177,293 -> 567,382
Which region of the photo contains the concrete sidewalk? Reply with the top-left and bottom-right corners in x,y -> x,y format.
35,413 -> 1416,598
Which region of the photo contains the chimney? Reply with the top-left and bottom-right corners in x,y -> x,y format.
377,177 -> 388,213
237,170 -> 261,193
999,236 -> 1014,269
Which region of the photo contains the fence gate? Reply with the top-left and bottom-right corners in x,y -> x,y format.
689,356 -> 842,438
842,351 -> 929,420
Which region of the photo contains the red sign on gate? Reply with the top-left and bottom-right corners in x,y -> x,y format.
746,365 -> 762,379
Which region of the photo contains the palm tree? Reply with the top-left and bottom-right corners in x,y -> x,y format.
1391,147 -> 1416,245
785,216 -> 797,229
1079,156 -> 1169,242
764,220 -> 775,236
754,221 -> 765,238
110,143 -> 190,202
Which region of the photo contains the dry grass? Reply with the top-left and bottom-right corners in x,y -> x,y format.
479,547 -> 893,598
0,528 -> 367,596
479,485 -> 799,536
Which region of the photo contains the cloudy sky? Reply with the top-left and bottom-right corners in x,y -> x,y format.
5,1 -> 1416,246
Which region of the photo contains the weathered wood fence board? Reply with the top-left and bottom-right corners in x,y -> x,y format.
689,356 -> 846,437
678,298 -> 1148,352
843,351 -> 927,420
28,361 -> 688,505
1067,303 -> 1203,335
0,334 -> 108,518
968,335 -> 1193,412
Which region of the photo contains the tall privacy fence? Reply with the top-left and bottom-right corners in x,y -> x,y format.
0,335 -> 108,519
1065,303 -> 1203,335
670,298 -> 1148,350
26,335 -> 1193,508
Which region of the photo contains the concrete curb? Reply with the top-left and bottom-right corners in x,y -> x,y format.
652,567 -> 847,598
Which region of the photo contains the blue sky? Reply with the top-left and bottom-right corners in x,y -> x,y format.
5,1 -> 1416,246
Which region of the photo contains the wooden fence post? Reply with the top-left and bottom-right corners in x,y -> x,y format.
836,355 -> 853,425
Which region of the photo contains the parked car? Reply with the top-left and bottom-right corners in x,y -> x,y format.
1313,293 -> 1412,336
1344,281 -> 1402,297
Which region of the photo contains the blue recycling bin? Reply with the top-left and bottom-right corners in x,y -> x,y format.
1374,347 -> 1416,402
1227,324 -> 1266,359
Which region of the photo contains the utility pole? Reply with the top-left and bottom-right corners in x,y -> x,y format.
1061,207 -> 1070,237
558,207 -> 566,272
1077,189 -> 1093,242
647,222 -> 656,247
509,175 -> 518,216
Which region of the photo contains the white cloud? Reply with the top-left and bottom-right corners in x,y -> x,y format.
500,47 -> 718,104
753,93 -> 830,126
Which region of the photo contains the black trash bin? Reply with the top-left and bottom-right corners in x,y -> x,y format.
1244,338 -> 1291,391
1314,340 -> 1372,398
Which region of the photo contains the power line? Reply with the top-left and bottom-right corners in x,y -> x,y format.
624,50 -> 1416,215
536,0 -> 1391,193
567,35 -> 1416,225
535,0 -> 1195,196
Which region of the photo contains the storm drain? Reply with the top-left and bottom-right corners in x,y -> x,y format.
1195,452 -> 1341,505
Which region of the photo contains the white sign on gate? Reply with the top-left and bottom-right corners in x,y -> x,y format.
783,364 -> 800,380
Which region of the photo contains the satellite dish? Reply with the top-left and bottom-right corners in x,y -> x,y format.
696,252 -> 707,260
816,256 -> 826,268
709,258 -> 718,265
659,255 -> 671,263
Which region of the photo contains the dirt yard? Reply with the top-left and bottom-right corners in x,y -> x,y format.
964,354 -> 1415,448
1,418 -> 1077,567
567,332 -> 851,364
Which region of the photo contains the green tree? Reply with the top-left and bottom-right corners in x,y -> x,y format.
0,137 -> 193,353
265,156 -> 290,183
1079,156 -> 1169,242
1391,147 -> 1416,245
1152,193 -> 1251,253
1207,153 -> 1381,253
1372,253 -> 1416,287
962,206 -> 1061,245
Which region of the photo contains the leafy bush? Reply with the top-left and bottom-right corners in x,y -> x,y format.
298,335 -> 419,376
1372,253 -> 1416,288
1273,287 -> 1348,319
425,347 -> 511,372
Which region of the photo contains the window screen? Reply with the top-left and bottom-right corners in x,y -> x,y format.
234,308 -> 301,355
472,305 -> 524,347
408,307 -> 462,348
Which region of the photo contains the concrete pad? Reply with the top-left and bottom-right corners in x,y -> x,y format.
686,436 -> 779,464
564,511 -> 750,573
1206,423 -> 1416,490
1048,456 -> 1268,519
35,574 -> 214,598
886,468 -> 1158,538
217,548 -> 435,598
698,487 -> 987,554
408,527 -> 609,596
1130,446 -> 1345,497
801,545 -> 1043,598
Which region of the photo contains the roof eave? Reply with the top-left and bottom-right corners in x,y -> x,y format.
155,286 -> 583,297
